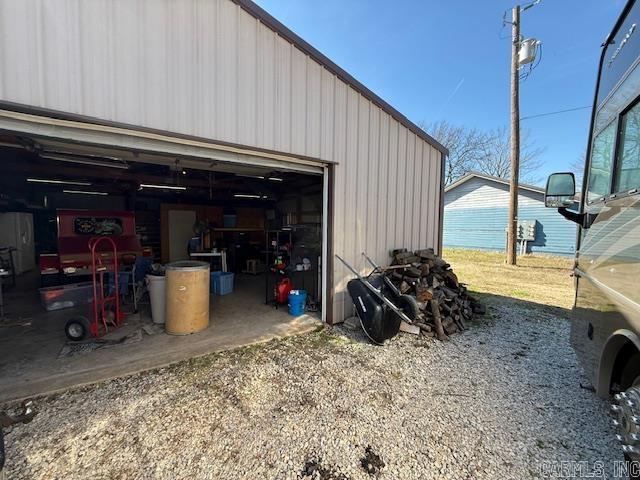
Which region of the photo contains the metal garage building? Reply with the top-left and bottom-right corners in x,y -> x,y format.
443,172 -> 577,256
0,0 -> 446,324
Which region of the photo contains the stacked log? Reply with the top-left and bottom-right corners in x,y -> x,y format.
388,248 -> 485,340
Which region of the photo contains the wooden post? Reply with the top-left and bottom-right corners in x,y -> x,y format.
507,5 -> 520,266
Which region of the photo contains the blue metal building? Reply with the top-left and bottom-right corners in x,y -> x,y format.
443,172 -> 577,256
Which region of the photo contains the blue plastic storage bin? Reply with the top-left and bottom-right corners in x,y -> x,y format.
210,271 -> 222,293
212,272 -> 234,295
288,290 -> 307,316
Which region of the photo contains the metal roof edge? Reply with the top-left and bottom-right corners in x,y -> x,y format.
444,171 -> 545,194
232,0 -> 449,157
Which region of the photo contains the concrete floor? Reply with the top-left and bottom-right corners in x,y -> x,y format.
0,273 -> 321,403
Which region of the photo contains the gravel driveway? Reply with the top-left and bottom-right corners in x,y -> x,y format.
2,299 -> 622,479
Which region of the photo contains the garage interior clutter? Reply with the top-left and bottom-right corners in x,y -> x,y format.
0,133 -> 324,397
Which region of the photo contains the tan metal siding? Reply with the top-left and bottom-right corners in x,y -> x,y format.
274,34 -> 292,153
319,69 -> 335,161
0,0 -> 443,323
366,106 -> 380,262
413,139 -> 424,249
332,80 -> 348,323
256,20 -> 276,150
237,10 -> 258,147
420,143 -> 432,248
404,133 -> 416,249
376,112 -> 391,264
386,122 -> 399,257
290,47 -> 306,154
396,127 -> 408,248
355,96 -> 369,271
306,59 -> 322,159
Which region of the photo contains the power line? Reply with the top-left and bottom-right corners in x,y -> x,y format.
520,105 -> 591,121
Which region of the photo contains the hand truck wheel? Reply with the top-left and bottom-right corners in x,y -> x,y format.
64,316 -> 91,341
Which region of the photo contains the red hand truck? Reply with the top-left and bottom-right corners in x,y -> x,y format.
64,236 -> 125,341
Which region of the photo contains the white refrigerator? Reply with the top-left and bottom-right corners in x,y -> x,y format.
0,212 -> 36,275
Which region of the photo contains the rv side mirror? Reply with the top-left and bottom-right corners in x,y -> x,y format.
545,172 -> 575,208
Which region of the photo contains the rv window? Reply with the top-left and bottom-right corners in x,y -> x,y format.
587,121 -> 616,203
614,101 -> 640,193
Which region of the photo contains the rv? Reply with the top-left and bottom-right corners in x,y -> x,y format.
545,0 -> 640,460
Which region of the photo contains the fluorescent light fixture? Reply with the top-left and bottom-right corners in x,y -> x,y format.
63,189 -> 108,196
234,194 -> 260,199
236,174 -> 265,180
234,194 -> 262,199
41,153 -> 129,170
268,177 -> 284,182
27,178 -> 91,186
140,183 -> 187,191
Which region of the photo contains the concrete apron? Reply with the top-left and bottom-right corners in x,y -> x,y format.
1,312 -> 322,404
0,276 -> 323,404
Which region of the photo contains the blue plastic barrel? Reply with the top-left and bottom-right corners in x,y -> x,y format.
288,290 -> 307,316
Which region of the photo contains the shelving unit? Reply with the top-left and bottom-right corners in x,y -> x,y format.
264,229 -> 293,305
263,227 -> 321,308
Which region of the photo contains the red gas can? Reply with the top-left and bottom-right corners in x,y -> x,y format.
275,278 -> 293,305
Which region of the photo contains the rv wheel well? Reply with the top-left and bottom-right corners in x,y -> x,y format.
611,341 -> 640,392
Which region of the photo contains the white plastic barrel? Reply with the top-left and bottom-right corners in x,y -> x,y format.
146,274 -> 166,324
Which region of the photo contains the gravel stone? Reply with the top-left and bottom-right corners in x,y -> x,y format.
1,300 -> 623,479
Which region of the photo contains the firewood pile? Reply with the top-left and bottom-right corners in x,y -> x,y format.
387,248 -> 485,340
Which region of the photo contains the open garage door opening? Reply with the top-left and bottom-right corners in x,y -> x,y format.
0,132 -> 325,401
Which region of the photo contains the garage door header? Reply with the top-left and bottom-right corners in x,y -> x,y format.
0,102 -> 328,175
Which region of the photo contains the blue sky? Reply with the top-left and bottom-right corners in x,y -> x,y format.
254,0 -> 625,185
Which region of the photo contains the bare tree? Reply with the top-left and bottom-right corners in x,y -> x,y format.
570,151 -> 586,188
422,120 -> 487,185
422,121 -> 545,185
474,126 -> 545,184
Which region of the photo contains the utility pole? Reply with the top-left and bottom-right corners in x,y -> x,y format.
506,5 -> 520,266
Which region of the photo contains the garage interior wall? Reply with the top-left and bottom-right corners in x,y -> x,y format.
0,0 -> 444,322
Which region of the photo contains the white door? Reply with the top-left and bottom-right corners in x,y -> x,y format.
0,212 -> 35,274
168,210 -> 196,262
17,212 -> 35,273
